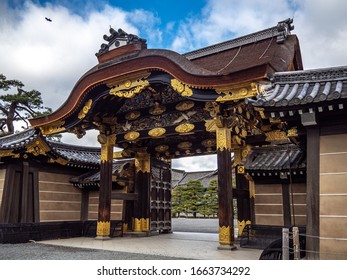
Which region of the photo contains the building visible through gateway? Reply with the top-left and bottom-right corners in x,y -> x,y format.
1,18 -> 347,260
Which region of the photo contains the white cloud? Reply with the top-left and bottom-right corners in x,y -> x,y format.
3,0 -> 347,171
172,155 -> 217,172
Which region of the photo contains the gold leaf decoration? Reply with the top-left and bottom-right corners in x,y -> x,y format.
219,226 -> 231,245
149,103 -> 166,115
155,145 -> 169,153
175,123 -> 195,134
97,221 -> 110,236
175,101 -> 195,111
215,82 -> 258,102
125,111 -> 141,120
171,79 -> 193,97
78,99 -> 93,119
124,131 -> 140,141
148,127 -> 166,137
177,141 -> 192,150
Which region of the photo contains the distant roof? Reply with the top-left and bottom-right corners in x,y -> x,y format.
0,128 -> 100,168
176,170 -> 218,187
251,66 -> 347,109
245,144 -> 306,172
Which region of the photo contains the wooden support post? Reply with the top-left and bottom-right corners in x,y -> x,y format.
96,133 -> 116,239
133,151 -> 151,233
216,126 -> 236,249
282,183 -> 292,227
282,227 -> 289,260
305,125 -> 320,259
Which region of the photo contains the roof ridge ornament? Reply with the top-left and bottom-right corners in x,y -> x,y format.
276,18 -> 294,44
96,27 -> 147,57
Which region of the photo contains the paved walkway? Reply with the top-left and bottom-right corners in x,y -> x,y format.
39,232 -> 262,260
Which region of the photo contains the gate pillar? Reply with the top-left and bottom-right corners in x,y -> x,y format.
216,125 -> 236,249
96,132 -> 116,239
133,150 -> 151,232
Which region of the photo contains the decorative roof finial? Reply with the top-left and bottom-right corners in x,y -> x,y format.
95,27 -> 147,57
276,18 -> 294,43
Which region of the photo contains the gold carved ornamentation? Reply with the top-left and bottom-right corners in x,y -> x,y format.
219,226 -> 231,245
175,123 -> 195,134
241,145 -> 252,159
237,165 -> 245,174
215,82 -> 258,102
175,101 -> 195,111
216,127 -> 232,151
124,131 -> 140,141
287,128 -> 298,137
249,179 -> 255,198
171,79 -> 193,97
0,150 -> 14,157
205,119 -> 217,132
133,218 -> 142,232
265,130 -> 288,142
141,218 -> 150,232
148,127 -> 166,138
78,99 -> 92,119
135,151 -> 150,173
40,120 -> 65,135
238,220 -> 251,237
99,133 -> 116,162
177,142 -> 192,150
125,111 -> 141,120
202,139 -> 216,148
149,103 -> 166,115
254,107 -> 266,119
96,221 -> 110,236
26,138 -> 51,156
108,72 -> 150,98
155,145 -> 169,153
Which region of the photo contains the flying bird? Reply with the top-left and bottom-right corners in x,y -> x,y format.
45,17 -> 52,22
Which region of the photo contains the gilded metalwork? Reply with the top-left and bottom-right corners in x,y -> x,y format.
155,145 -> 169,153
205,119 -> 217,132
254,107 -> 266,119
135,151 -> 150,173
265,130 -> 288,142
238,220 -> 251,237
237,165 -> 245,174
215,82 -> 258,102
148,127 -> 166,138
26,139 -> 51,156
124,131 -> 140,141
216,126 -> 232,151
175,123 -> 195,134
202,139 -> 216,148
40,120 -> 65,135
249,179 -> 255,198
177,142 -> 192,150
78,99 -> 92,119
171,79 -> 193,97
141,218 -> 150,232
133,218 -> 142,232
125,111 -> 141,120
108,72 -> 151,98
149,103 -> 166,115
287,128 -> 298,137
99,133 -> 116,162
175,101 -> 195,111
219,226 -> 231,245
96,221 -> 110,236
0,150 -> 14,157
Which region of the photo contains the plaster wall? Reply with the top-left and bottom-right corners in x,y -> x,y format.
88,191 -> 123,221
39,172 -> 81,222
320,134 -> 347,260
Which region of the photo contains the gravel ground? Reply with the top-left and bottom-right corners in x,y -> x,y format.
0,218 -> 217,260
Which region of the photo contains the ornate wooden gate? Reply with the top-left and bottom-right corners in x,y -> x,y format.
150,158 -> 171,233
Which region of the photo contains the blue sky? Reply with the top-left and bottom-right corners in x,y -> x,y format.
1,0 -> 347,170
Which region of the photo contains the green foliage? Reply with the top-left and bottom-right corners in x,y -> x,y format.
172,179 -> 219,218
200,179 -> 219,217
0,74 -> 52,135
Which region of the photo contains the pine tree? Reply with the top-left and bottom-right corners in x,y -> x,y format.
200,179 -> 218,217
0,74 -> 52,135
